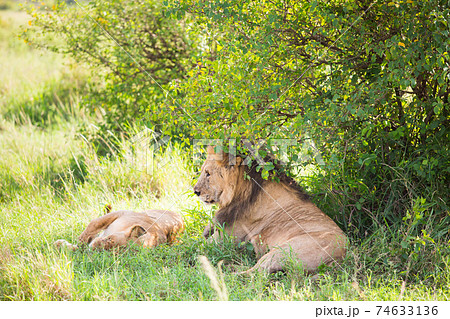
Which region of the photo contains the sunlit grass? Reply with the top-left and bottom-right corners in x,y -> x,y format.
0,10 -> 90,127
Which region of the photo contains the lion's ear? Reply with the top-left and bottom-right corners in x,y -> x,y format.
130,225 -> 146,239
206,145 -> 215,155
225,154 -> 242,167
207,145 -> 227,162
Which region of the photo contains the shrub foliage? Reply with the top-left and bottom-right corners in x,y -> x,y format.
168,0 -> 449,225
25,0 -> 199,136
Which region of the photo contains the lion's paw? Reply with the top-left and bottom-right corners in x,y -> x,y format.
54,239 -> 78,251
78,231 -> 94,244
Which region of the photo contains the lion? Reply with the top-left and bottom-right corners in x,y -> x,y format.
193,146 -> 347,274
54,209 -> 184,251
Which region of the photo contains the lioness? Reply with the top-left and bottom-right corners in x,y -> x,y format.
194,146 -> 347,274
54,209 -> 184,250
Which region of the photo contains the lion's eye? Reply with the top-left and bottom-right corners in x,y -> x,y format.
205,171 -> 210,177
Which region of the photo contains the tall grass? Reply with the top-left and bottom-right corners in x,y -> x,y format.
0,10 -> 90,127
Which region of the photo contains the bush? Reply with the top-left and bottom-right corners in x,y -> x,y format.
165,0 -> 449,233
0,0 -> 14,11
23,0 -> 200,149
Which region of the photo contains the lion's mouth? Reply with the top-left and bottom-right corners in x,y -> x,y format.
200,191 -> 221,204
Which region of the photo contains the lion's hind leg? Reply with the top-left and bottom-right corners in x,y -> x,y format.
78,211 -> 126,244
237,232 -> 347,275
235,248 -> 284,275
282,232 -> 347,273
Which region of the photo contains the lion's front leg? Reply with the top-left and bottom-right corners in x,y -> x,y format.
203,222 -> 215,239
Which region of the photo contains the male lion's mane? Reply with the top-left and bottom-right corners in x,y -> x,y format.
214,153 -> 310,227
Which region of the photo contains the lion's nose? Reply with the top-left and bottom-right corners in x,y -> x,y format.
194,190 -> 201,197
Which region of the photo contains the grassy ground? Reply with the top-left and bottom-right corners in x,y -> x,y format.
0,9 -> 448,301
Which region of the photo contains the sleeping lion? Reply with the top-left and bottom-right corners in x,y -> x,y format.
54,209 -> 184,250
194,146 -> 347,274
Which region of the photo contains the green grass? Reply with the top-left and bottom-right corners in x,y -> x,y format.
0,9 -> 449,301
0,10 -> 90,127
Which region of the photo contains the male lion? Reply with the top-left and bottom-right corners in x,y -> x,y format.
193,146 -> 347,274
54,209 -> 184,250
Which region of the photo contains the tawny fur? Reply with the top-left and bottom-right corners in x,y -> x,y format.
54,210 -> 184,250
193,146 -> 347,274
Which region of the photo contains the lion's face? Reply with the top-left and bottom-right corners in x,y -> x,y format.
193,147 -> 242,206
90,233 -> 127,250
